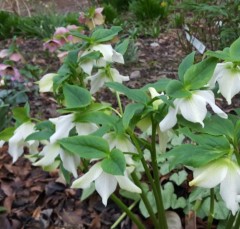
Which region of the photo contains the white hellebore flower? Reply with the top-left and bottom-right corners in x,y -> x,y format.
208,62 -> 240,105
38,73 -> 58,93
103,132 -> 137,165
160,90 -> 227,132
189,158 -> 240,215
89,67 -> 129,94
80,44 -> 124,75
148,87 -> 163,110
34,142 -> 80,178
34,114 -> 79,177
8,122 -> 38,163
71,162 -> 141,206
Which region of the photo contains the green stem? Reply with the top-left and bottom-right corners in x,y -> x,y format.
226,214 -> 235,229
111,200 -> 138,229
116,92 -> 123,115
131,172 -> 159,228
207,188 -> 214,229
233,211 -> 240,229
111,194 -> 144,229
150,119 -> 168,229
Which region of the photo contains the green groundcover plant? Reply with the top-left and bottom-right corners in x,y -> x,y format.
1,7 -> 240,229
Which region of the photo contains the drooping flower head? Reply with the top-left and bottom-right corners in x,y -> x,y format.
208,62 -> 240,105
71,162 -> 141,206
160,90 -> 227,132
189,158 -> 240,215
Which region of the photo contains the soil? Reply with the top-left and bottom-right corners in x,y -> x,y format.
1,1 -> 238,229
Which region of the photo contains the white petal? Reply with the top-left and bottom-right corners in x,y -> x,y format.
189,160 -> 228,188
0,140 -> 4,147
71,163 -> 102,189
178,95 -> 207,127
8,140 -> 25,163
89,70 -> 106,94
111,68 -> 129,83
33,143 -> 61,166
157,128 -> 169,153
112,50 -> 124,64
38,73 -> 57,93
75,123 -> 98,135
60,151 -> 80,178
160,107 -> 178,132
80,61 -> 94,75
220,168 -> 240,215
207,62 -> 228,88
92,44 -> 113,63
116,173 -> 141,193
95,172 -> 117,206
8,122 -> 36,162
49,114 -> 75,143
218,70 -> 240,105
196,90 -> 227,119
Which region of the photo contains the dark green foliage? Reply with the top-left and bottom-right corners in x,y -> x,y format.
0,11 -> 21,39
0,11 -> 80,40
129,0 -> 167,21
100,0 -> 131,12
174,0 -> 240,50
103,4 -> 118,23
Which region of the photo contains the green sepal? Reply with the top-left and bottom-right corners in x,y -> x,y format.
101,149 -> 126,176
166,80 -> 192,98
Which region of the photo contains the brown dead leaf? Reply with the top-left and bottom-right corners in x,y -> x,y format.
90,212 -> 101,229
185,210 -> 197,229
3,195 -> 15,212
0,214 -> 11,229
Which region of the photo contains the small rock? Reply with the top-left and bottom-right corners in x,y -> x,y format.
150,42 -> 160,47
130,70 -> 141,79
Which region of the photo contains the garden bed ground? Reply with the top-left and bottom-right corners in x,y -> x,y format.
1,1 -> 239,229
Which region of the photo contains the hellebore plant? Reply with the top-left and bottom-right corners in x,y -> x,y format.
2,17 -> 240,229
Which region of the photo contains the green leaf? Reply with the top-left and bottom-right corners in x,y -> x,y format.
0,105 -> 9,130
179,128 -> 231,149
166,144 -> 228,170
0,206 -> 7,213
74,111 -> 118,127
139,191 -> 157,217
183,57 -> 218,90
106,82 -> 149,103
0,127 -> 15,141
91,26 -> 122,43
178,51 -> 195,82
12,104 -> 30,123
229,37 -> 240,61
184,57 -> 218,90
206,50 -> 231,61
141,78 -> 171,92
115,38 -> 129,55
70,31 -> 90,40
79,51 -> 102,62
25,130 -> 53,141
166,80 -> 192,98
59,135 -> 109,159
63,84 -> 91,109
169,170 -> 188,185
122,103 -> 145,129
201,115 -> 235,140
101,149 -> 126,175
